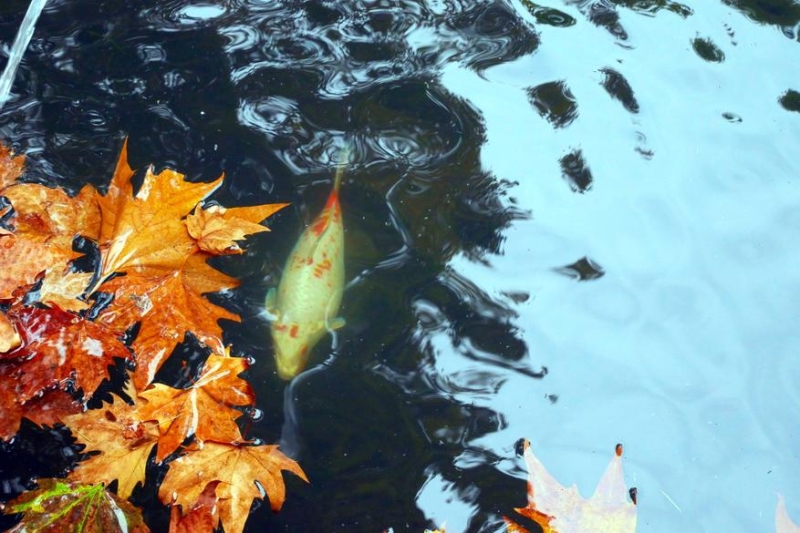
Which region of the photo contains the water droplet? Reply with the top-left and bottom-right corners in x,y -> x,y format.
245,407 -> 263,421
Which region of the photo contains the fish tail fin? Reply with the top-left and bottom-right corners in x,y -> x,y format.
333,142 -> 352,192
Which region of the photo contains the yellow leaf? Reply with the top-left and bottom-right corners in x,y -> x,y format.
39,268 -> 93,311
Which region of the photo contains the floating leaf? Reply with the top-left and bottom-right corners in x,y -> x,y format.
137,353 -> 254,462
3,479 -> 150,533
185,202 -> 288,255
62,395 -> 160,499
160,442 -> 307,533
0,142 -> 25,191
167,481 -> 220,533
505,440 -> 637,533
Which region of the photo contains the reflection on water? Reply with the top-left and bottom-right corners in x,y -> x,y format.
2,0 -> 800,531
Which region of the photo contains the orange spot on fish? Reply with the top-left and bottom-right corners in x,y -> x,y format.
290,324 -> 299,338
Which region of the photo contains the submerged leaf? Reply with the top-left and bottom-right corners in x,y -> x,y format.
505,440 -> 637,533
0,142 -> 25,190
4,479 -> 150,533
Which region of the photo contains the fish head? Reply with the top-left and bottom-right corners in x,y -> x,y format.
271,321 -> 321,380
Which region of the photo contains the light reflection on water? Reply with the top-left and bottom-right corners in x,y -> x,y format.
428,1 -> 800,530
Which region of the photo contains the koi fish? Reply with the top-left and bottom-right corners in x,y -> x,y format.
266,150 -> 348,380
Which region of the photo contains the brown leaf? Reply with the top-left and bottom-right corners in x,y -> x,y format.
185,202 -> 288,255
97,269 -> 238,390
0,366 -> 82,440
97,141 -> 222,278
4,479 -> 151,533
504,440 -> 637,533
137,353 -> 254,462
62,395 -> 160,499
1,305 -> 131,402
160,442 -> 307,533
0,233 -> 79,300
778,494 -> 800,533
0,141 -> 25,191
168,481 -> 220,533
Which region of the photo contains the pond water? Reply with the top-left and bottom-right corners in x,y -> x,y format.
1,0 -> 799,531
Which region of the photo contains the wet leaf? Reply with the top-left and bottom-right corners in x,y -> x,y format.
137,353 -> 254,462
160,442 -> 308,533
97,140 -> 222,279
62,395 -> 160,499
0,368 -> 82,441
186,202 -> 288,255
97,269 -> 239,390
168,481 -> 220,533
505,440 -> 637,533
4,478 -> 150,533
0,142 -> 25,191
1,305 -> 130,402
0,309 -> 20,352
0,234 -> 79,300
38,269 -> 94,312
777,494 -> 800,533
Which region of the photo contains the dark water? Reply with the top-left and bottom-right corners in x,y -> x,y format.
1,1 -> 799,532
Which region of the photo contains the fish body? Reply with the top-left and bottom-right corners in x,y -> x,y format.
267,156 -> 347,380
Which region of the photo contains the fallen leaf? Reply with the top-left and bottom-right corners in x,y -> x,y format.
97,269 -> 238,389
0,309 -> 20,352
778,494 -> 800,533
62,394 -> 160,499
0,233 -> 79,300
138,353 -> 254,462
0,366 -> 82,440
160,442 -> 307,533
505,440 -> 637,533
0,142 -> 25,190
185,202 -> 288,255
1,305 -> 130,402
1,183 -> 100,243
3,479 -> 150,533
38,268 -> 94,312
97,141 -> 222,279
168,481 -> 220,533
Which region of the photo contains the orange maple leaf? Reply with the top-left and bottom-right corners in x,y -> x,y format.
137,353 -> 254,462
0,142 -> 25,190
185,202 -> 288,255
160,442 -> 308,533
62,394 -> 160,499
167,481 -> 220,533
505,440 -> 637,533
97,268 -> 239,389
0,233 -> 79,300
97,140 -> 222,279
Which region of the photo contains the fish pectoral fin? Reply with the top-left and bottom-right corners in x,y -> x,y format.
264,288 -> 279,320
326,317 -> 346,331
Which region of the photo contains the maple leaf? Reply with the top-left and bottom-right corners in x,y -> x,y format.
0,141 -> 25,191
3,479 -> 150,533
97,140 -> 222,279
137,353 -> 254,462
160,442 -> 308,533
62,394 -> 160,499
1,182 -> 100,243
97,269 -> 239,390
0,233 -> 79,300
38,268 -> 94,312
778,495 -> 800,533
505,440 -> 637,533
185,202 -> 288,255
168,481 -> 220,533
0,366 -> 82,440
1,305 -> 130,402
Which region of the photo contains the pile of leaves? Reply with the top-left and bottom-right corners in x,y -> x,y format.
0,140 -> 305,532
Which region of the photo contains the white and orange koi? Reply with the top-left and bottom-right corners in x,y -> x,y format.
266,150 -> 348,380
